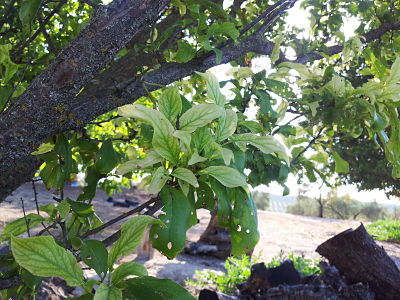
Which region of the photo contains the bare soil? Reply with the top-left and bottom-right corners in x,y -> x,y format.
1,183 -> 399,289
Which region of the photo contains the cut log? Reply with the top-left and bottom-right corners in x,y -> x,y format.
316,224 -> 400,300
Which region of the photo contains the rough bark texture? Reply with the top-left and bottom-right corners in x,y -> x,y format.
316,224 -> 400,300
0,0 -> 170,201
0,0 -> 398,202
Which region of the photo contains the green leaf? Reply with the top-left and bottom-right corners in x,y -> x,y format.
271,34 -> 284,64
231,134 -> 290,164
230,188 -> 260,256
80,240 -> 108,277
111,262 -> 148,285
32,142 -> 54,155
125,276 -> 195,300
172,167 -> 199,188
116,150 -> 163,175
178,179 -> 190,196
192,127 -> 212,152
387,57 -> 400,85
217,109 -> 237,141
94,284 -> 122,300
238,120 -> 264,133
147,166 -> 169,194
209,178 -> 231,227
118,104 -> 180,164
221,147 -> 234,166
175,42 -> 197,63
150,187 -> 193,259
95,140 -> 120,174
173,130 -> 192,150
199,166 -> 246,187
188,149 -> 207,165
179,104 -> 224,132
11,236 -> 83,286
196,72 -> 226,106
208,22 -> 239,40
1,214 -> 44,241
19,0 -> 41,25
68,199 -> 94,217
108,215 -> 164,269
333,151 -> 349,174
159,86 -> 182,124
57,200 -> 71,219
195,181 -> 215,210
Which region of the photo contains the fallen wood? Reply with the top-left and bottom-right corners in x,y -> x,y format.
316,224 -> 400,300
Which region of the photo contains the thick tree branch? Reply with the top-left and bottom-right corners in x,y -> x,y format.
0,0 -> 170,202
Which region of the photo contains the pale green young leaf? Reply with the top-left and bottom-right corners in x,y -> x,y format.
192,127 -> 213,152
1,214 -> 44,241
196,72 -> 226,106
188,149 -> 207,165
387,56 -> 400,85
116,150 -> 163,175
147,166 -> 169,194
238,120 -> 264,133
172,167 -> 199,188
108,215 -> 164,269
173,130 -> 192,150
178,179 -> 190,196
221,147 -> 234,166
31,143 -> 54,155
111,262 -> 148,285
94,284 -> 122,300
159,86 -> 182,124
271,34 -> 284,64
179,104 -> 224,132
231,134 -> 290,164
217,109 -> 237,141
175,42 -> 196,63
199,166 -> 246,187
11,236 -> 83,286
118,104 -> 179,164
278,62 -> 313,80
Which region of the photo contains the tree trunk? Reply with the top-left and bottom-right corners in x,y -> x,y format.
316,224 -> 400,300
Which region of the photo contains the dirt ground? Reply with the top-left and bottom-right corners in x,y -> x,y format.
1,182 -> 399,290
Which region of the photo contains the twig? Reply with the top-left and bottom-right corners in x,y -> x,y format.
102,199 -> 163,247
88,115 -> 120,126
291,127 -> 324,165
20,198 -> 30,237
81,196 -> 159,239
32,179 -> 56,238
272,113 -> 305,135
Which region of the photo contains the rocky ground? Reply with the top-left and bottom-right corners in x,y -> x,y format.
1,183 -> 399,296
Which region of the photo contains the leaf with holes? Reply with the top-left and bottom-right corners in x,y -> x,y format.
150,187 -> 193,259
216,109 -> 237,141
11,236 -> 83,286
108,215 -> 164,269
80,240 -> 108,277
199,166 -> 247,188
209,178 -> 231,227
195,181 -> 215,210
179,104 -> 224,133
172,167 -> 199,188
111,262 -> 148,285
159,86 -> 182,124
125,276 -> 195,300
230,188 -> 259,256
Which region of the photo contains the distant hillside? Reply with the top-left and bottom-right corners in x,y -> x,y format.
268,194 -> 297,212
